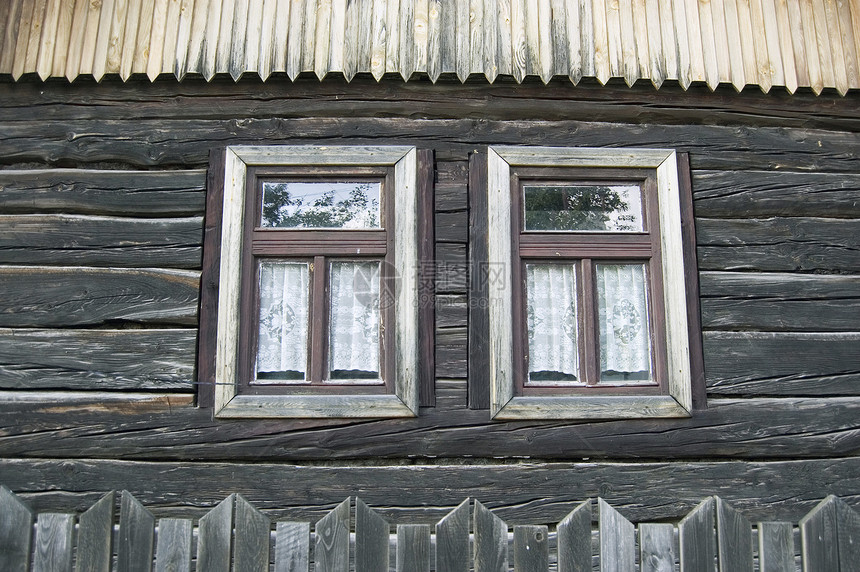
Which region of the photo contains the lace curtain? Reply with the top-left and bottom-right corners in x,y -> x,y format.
596,264 -> 651,381
526,264 -> 579,382
256,262 -> 309,381
329,261 -> 381,380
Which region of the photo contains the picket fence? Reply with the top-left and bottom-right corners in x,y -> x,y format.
1,486 -> 858,571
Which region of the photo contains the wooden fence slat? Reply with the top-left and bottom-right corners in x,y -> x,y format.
598,498 -> 634,572
274,522 -> 310,572
513,525 -> 548,572
639,523 -> 675,572
154,518 -> 192,572
716,497 -> 754,572
801,495 -> 840,572
117,491 -> 155,572
557,499 -> 592,572
679,497 -> 715,572
355,498 -> 389,572
315,498 -> 350,572
196,494 -> 234,572
234,494 -> 271,572
836,496 -> 860,570
75,492 -> 115,572
33,513 -> 75,572
435,499 -> 470,572
757,522 -> 794,572
474,500 -> 508,572
396,524 -> 431,572
0,486 -> 34,572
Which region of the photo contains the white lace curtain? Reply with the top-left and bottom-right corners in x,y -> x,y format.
256,262 -> 309,380
596,264 -> 651,380
526,264 -> 579,382
329,261 -> 381,379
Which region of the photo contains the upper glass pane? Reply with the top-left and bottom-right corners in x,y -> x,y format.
526,263 -> 580,385
523,184 -> 643,232
261,181 -> 382,229
255,261 -> 310,383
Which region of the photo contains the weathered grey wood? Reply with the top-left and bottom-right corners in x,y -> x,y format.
0,328 -> 197,390
154,518 -> 192,572
0,485 -> 33,572
396,524 -> 431,572
196,494 -> 234,572
355,498 -> 389,572
598,498 -> 634,572
0,267 -> 200,327
0,169 -> 206,216
435,499 -> 469,572
757,522 -> 794,572
837,497 -> 860,571
679,497 -> 715,572
33,513 -> 75,572
513,525 -> 548,572
704,332 -> 860,395
274,522 -> 310,572
315,498 -> 350,572
75,491 -> 115,572
557,500 -> 592,572
716,497 -> 753,572
117,491 -> 155,572
801,496 -> 840,572
639,523 -> 675,572
234,494 -> 271,571
436,295 -> 467,328
474,500 -> 508,572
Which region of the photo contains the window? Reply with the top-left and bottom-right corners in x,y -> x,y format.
474,146 -> 703,419
199,146 -> 432,418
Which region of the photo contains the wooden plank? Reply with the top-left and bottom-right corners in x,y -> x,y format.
183,0 -> 209,75
33,513 -> 75,572
356,498 -> 389,572
453,0 -> 468,81
315,498 -> 350,572
0,214 -> 203,268
0,328 -> 197,390
414,0 -> 429,75
427,0 -> 441,81
435,499 -> 470,572
735,0 -> 757,86
497,0 -> 513,77
172,0 -> 196,79
234,494 -> 271,571
757,522 -> 794,572
697,0 -> 719,88
598,498 -> 634,572
369,0 -> 386,80
644,0 -> 663,86
566,0 -> 583,82
272,0 -> 291,73
274,522 -> 310,572
811,0 -> 836,90
11,0 -> 34,80
48,0 -> 75,78
710,0 -> 731,84
147,0 -> 168,80
836,0 -> 860,89
75,492 -> 115,572
313,0 -> 331,78
800,0 -> 822,92
684,0 -> 705,83
0,0 -> 22,75
630,0 -> 648,80
679,497 -> 715,571
773,0 -> 797,91
672,0 -> 692,88
723,0 -> 747,89
285,0 -> 304,78
639,523 -> 675,572
24,0 -> 48,77
397,524 -> 431,572
716,497 -> 754,571
749,0 -> 772,91
245,0 -> 265,75
196,494 -> 234,572
383,0 -> 398,74
474,500 -> 508,572
117,491 -> 155,572
154,518 -> 192,572
214,0 -> 235,73
230,0 -> 251,80
513,525 -> 548,572
104,0 -> 128,75
591,0 -> 610,83
557,500 -> 591,572
467,152 -> 489,408
131,0 -> 154,75
201,0 -> 221,79
0,486 -> 34,572
824,0 -> 849,94
398,0 -> 415,79
658,0 -> 678,81
342,0 -> 360,81
118,0 -> 142,80
836,496 -> 860,571
301,0 -> 317,73
800,496 -> 839,572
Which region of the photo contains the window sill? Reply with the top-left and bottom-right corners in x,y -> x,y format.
492,394 -> 692,420
215,394 -> 418,419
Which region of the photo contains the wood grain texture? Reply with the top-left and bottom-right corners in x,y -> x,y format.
758,521 -> 794,572
274,522 -> 310,572
679,497 -> 715,571
800,495 -> 839,572
639,523 -> 675,572
33,512 -> 75,572
315,498 -> 350,572
196,494 -> 234,572
513,525 -> 548,572
716,497 -> 754,572
396,524 -> 431,572
474,500 -> 508,572
557,500 -> 591,572
154,518 -> 192,572
0,485 -> 34,572
75,492 -> 115,572
234,494 -> 271,572
356,498 -> 389,572
435,499 -> 469,572
598,498 -> 634,572
117,490 -> 155,572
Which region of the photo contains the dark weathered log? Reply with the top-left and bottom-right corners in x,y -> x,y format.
0,329 -> 197,390
0,214 -> 203,269
0,169 -> 205,216
692,171 -> 860,218
704,332 -> 860,395
436,327 -> 467,379
0,267 -> 200,327
435,160 -> 468,213
696,217 -> 860,272
435,243 -> 467,293
435,211 -> 468,243
435,295 -> 467,328
699,272 -> 860,332
2,457 -> 859,525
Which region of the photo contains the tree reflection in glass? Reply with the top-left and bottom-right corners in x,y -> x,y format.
261,181 -> 381,229
523,184 -> 642,232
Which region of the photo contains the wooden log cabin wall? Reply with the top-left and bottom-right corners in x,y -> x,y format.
0,0 -> 858,533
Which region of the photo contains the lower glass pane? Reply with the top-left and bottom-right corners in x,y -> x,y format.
596,263 -> 652,383
328,261 -> 382,383
526,264 -> 580,384
255,261 -> 309,382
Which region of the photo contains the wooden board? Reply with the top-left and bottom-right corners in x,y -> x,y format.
557,500 -> 592,572
598,499 -> 634,572
32,513 -> 75,572
315,499 -> 350,572
117,491 -> 155,572
716,497 -> 753,572
274,522 -> 310,572
396,524 -> 431,572
435,499 -> 469,572
639,522 -> 675,572
154,518 -> 192,572
0,485 -> 33,572
234,494 -> 271,571
75,492 -> 115,572
679,497 -> 715,571
473,500 -> 508,571
196,495 -> 234,572
356,498 -> 389,572
758,521 -> 795,572
513,525 -> 548,572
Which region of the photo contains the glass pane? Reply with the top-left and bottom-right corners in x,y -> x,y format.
526,264 -> 580,384
596,264 -> 652,383
256,261 -> 309,383
261,181 -> 381,229
523,184 -> 643,232
328,261 -> 382,382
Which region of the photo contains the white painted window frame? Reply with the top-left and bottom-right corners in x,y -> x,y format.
214,146 -> 419,418
486,146 -> 693,420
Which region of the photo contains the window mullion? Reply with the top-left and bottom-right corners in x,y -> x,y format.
580,258 -> 599,386
309,255 -> 327,384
